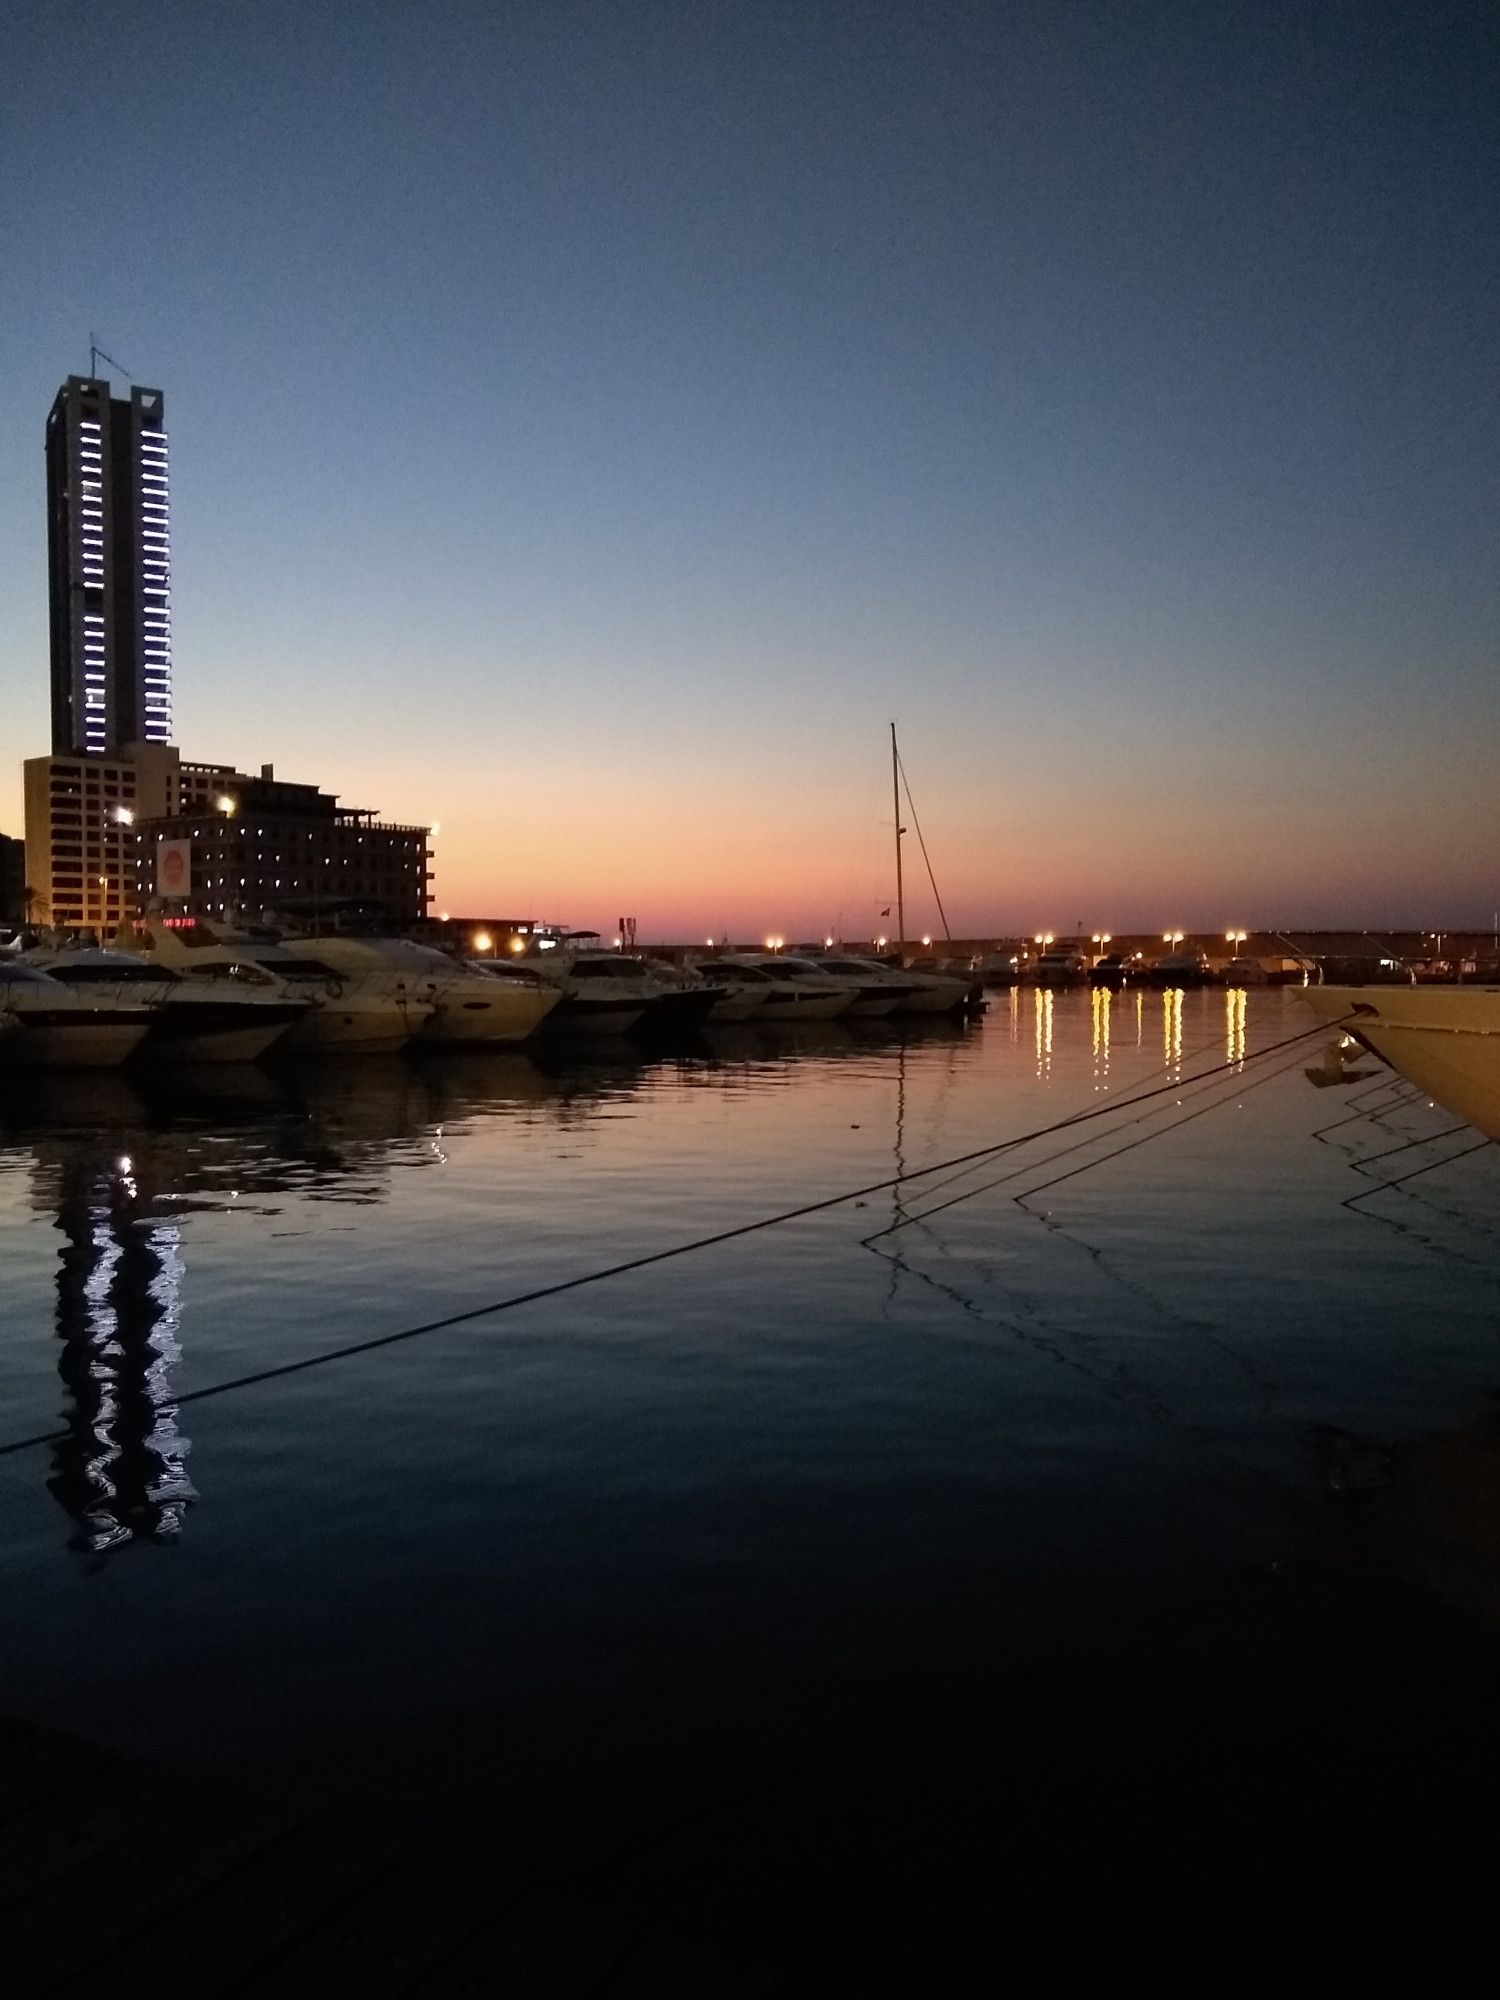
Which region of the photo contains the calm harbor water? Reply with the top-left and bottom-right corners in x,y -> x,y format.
3,986 -> 1498,1855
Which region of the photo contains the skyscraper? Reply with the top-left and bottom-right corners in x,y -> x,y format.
45,375 -> 172,756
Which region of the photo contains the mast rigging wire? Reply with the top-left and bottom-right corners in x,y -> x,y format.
894,745 -> 951,943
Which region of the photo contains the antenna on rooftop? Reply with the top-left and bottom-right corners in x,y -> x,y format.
88,333 -> 134,383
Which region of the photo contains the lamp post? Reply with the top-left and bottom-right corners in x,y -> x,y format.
1163,931 -> 1184,956
1091,931 -> 1112,965
1225,929 -> 1247,958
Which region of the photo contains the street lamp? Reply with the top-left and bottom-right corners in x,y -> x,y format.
1164,931 -> 1184,953
1225,929 -> 1247,956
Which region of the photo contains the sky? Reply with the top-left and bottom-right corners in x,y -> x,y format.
1,0 -> 1496,939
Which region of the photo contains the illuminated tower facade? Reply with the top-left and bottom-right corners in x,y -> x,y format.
45,376 -> 172,755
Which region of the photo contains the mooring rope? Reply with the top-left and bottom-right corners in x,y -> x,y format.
0,1016 -> 1341,1459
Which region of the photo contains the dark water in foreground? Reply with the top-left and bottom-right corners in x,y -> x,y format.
2,987 -> 1498,1856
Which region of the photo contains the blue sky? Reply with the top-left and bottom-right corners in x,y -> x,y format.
2,0 -> 1495,936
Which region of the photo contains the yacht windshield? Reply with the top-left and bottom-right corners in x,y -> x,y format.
472,963 -> 545,985
267,958 -> 341,980
40,961 -> 176,986
570,959 -> 645,980
198,961 -> 278,987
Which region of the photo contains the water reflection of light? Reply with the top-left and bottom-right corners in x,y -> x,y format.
1226,987 -> 1247,1068
1034,987 -> 1054,1080
49,1160 -> 196,1558
1091,984 -> 1111,1089
1162,987 -> 1183,1082
1134,990 -> 1143,1047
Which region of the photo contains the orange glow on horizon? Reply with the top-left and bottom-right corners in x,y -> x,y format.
238,735 -> 1500,945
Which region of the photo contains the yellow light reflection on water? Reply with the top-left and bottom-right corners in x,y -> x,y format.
1091,983 -> 1111,1088
1034,986 -> 1054,1081
1226,986 -> 1247,1067
1162,987 -> 1183,1081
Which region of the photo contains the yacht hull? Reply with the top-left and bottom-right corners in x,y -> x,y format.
705,989 -> 767,1024
634,989 -> 719,1036
278,997 -> 431,1055
420,986 -> 560,1046
840,991 -> 902,1019
542,998 -> 645,1037
139,1000 -> 309,1064
756,991 -> 852,1021
3,1013 -> 152,1069
1304,986 -> 1500,1141
893,979 -> 970,1016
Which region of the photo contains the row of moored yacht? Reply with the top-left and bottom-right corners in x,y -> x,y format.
0,921 -> 974,1069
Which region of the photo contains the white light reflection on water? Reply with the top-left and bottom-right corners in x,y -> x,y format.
0,991 -> 1498,1838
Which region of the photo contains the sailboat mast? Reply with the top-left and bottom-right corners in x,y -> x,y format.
891,722 -> 905,961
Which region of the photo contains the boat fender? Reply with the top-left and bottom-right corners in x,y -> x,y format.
323,974 -> 344,999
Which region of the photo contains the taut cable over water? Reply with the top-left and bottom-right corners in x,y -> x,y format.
866,1037 -> 1320,1242
0,1018 -> 1342,1461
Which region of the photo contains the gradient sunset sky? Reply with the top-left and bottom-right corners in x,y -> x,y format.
2,0 -> 1495,939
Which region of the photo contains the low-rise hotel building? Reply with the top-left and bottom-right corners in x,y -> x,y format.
23,744 -> 430,931
21,743 -> 239,930
140,766 -> 431,923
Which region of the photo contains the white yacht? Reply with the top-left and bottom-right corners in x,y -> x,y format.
807,954 -> 917,1018
629,957 -> 731,1034
897,958 -> 979,1015
510,946 -> 656,1037
1221,956 -> 1268,987
23,945 -> 309,1063
283,933 -> 560,1045
1143,951 -> 1215,989
1303,984 -> 1500,1142
657,959 -> 767,1025
714,955 -> 856,1021
1032,950 -> 1089,989
0,961 -> 154,1068
126,917 -> 433,1055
